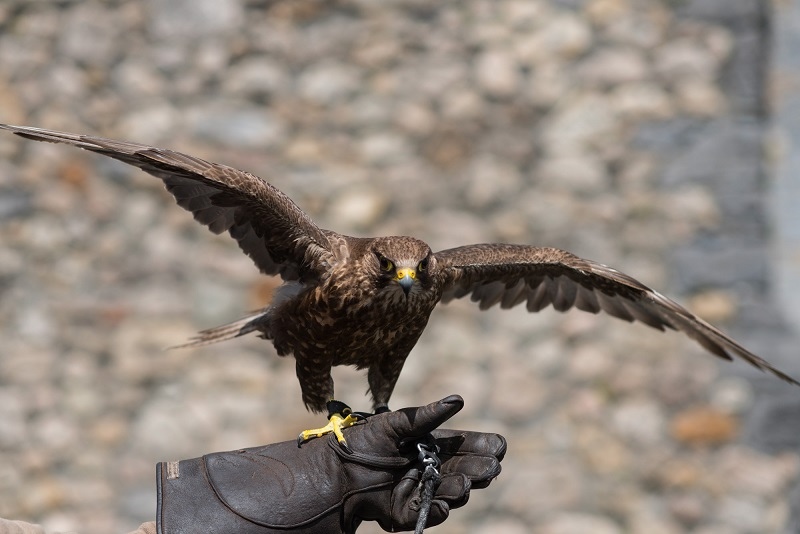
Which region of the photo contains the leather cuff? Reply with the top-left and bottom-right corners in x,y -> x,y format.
156,441 -> 343,534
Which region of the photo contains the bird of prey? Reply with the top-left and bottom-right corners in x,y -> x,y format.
3,124 -> 798,447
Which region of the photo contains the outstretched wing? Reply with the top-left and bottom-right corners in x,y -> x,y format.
1,124 -> 335,281
436,243 -> 799,386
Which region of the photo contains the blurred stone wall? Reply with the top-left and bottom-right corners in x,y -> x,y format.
0,0 -> 798,533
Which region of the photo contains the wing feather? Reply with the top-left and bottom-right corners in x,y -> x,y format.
473,280 -> 506,310
553,278 -> 578,312
596,291 -> 635,322
500,279 -> 527,309
0,124 -> 336,281
436,243 -> 799,386
574,284 -> 601,313
526,280 -> 552,312
621,300 -> 669,331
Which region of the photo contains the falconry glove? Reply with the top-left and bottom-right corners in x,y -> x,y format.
156,395 -> 505,534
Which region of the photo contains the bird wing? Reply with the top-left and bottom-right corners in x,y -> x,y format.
436,243 -> 799,386
1,124 -> 336,281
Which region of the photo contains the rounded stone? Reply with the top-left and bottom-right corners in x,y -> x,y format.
514,13 -> 592,64
655,38 -> 719,80
147,0 -> 244,39
536,155 -> 610,193
577,47 -> 649,86
540,513 -> 622,534
327,188 -> 390,230
610,83 -> 673,119
474,50 -> 520,98
611,398 -> 665,445
223,58 -> 290,97
674,79 -> 727,116
297,61 -> 361,104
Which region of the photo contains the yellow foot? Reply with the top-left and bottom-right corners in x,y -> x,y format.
297,400 -> 361,452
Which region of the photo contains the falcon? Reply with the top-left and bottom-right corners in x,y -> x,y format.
3,124 -> 797,448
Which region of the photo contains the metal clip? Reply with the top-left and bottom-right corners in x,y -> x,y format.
416,442 -> 441,471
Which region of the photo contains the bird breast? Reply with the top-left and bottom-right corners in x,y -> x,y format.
269,266 -> 439,366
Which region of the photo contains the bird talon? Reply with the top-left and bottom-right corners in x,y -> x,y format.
297,401 -> 362,450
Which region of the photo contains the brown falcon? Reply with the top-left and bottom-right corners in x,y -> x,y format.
3,124 -> 798,446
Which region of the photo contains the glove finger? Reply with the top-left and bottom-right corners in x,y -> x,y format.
387,395 -> 464,439
434,472 -> 471,509
439,454 -> 502,489
432,430 -> 507,461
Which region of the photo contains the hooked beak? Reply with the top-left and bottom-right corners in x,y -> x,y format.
396,268 -> 416,296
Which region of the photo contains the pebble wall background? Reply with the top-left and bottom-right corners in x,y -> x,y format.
0,1 -> 799,533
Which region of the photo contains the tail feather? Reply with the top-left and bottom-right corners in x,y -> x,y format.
170,311 -> 268,349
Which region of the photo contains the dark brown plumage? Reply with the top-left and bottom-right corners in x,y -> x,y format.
3,124 -> 798,414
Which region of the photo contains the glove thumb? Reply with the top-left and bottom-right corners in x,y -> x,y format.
388,394 -> 464,440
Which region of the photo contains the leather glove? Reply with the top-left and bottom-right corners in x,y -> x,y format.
157,394 -> 505,534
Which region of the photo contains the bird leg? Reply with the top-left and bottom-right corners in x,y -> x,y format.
297,400 -> 362,452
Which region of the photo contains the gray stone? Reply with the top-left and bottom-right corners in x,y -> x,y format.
223,58 -> 290,97
297,61 -> 361,104
677,0 -> 763,26
474,50 -> 520,98
690,525 -> 739,534
717,446 -> 800,497
611,398 -> 665,446
327,187 -> 390,230
464,156 -> 522,208
59,3 -> 120,67
658,120 -> 766,229
540,513 -> 622,534
610,82 -> 673,119
119,106 -> 179,143
632,117 -> 710,152
440,89 -> 483,120
789,481 -> 800,533
358,132 -> 412,165
528,63 -> 573,108
497,458 -> 585,519
602,8 -> 669,48
112,60 -> 166,98
674,79 -> 727,116
186,103 -> 285,149
709,377 -> 753,414
577,47 -> 649,86
539,93 -> 619,155
514,12 -> 592,64
393,102 -> 436,134
654,38 -> 720,80
671,239 -> 770,293
536,154 -> 609,193
0,190 -> 32,220
743,396 -> 800,453
714,495 -> 765,532
146,0 -> 244,39
720,29 -> 768,116
472,518 -> 529,534
627,502 -> 683,534
0,387 -> 27,448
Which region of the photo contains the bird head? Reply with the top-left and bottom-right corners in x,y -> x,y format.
370,237 -> 435,298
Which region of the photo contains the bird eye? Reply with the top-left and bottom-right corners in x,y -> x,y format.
418,257 -> 429,272
379,256 -> 394,272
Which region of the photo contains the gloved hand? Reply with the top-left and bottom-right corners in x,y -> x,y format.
157,395 -> 505,534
